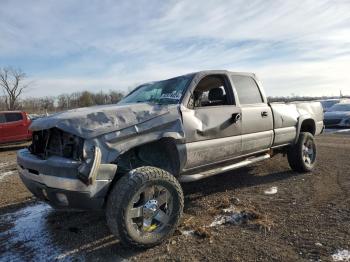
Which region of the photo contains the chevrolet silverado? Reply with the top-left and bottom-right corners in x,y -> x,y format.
17,70 -> 323,247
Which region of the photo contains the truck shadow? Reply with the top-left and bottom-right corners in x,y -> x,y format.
0,162 -> 298,260
182,166 -> 298,198
45,210 -> 141,260
45,163 -> 299,258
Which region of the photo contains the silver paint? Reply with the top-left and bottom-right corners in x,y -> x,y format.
18,70 -> 324,206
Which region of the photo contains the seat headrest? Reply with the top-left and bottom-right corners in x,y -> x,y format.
208,87 -> 224,101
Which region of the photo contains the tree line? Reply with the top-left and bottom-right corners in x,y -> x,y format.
0,67 -> 125,114
0,90 -> 125,114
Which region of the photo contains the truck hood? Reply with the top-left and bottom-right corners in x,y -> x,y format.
30,103 -> 177,139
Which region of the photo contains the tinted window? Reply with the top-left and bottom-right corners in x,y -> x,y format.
0,114 -> 5,123
5,113 -> 23,122
231,75 -> 263,104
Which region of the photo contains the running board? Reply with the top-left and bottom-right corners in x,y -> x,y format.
179,154 -> 271,182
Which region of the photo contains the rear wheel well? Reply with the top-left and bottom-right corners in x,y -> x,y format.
300,119 -> 316,135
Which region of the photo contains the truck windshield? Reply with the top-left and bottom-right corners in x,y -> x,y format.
120,74 -> 193,105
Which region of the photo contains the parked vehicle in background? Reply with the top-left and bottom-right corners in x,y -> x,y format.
324,102 -> 350,128
318,99 -> 341,112
0,111 -> 32,144
17,70 -> 323,248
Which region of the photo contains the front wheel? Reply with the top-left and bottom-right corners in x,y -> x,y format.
106,166 -> 184,248
287,132 -> 317,172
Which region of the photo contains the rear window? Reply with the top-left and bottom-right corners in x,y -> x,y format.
231,75 -> 263,104
4,113 -> 23,122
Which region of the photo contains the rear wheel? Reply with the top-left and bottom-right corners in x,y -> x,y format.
106,166 -> 184,248
287,132 -> 317,172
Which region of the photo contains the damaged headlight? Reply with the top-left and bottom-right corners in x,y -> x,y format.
82,140 -> 95,160
78,141 -> 101,185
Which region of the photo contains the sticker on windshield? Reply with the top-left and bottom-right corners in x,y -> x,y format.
160,93 -> 182,100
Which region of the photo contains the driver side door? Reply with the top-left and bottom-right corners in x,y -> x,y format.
181,74 -> 242,169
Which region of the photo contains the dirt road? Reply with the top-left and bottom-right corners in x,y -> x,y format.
0,134 -> 349,261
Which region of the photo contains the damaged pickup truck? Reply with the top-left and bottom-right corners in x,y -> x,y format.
17,70 -> 324,247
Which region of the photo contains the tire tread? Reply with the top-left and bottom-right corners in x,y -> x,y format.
106,166 -> 183,248
287,132 -> 316,173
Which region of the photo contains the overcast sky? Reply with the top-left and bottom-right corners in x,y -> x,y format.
1,0 -> 350,97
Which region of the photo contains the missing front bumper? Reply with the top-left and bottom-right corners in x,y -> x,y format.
17,149 -> 118,210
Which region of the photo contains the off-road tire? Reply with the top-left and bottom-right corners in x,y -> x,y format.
287,132 -> 317,172
106,166 -> 184,248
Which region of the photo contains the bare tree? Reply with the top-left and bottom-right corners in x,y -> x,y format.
79,91 -> 94,107
0,67 -> 30,110
109,90 -> 124,104
0,95 -> 7,110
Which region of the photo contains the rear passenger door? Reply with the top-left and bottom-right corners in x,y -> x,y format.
230,75 -> 274,154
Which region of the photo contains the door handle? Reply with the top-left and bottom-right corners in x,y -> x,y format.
261,111 -> 268,117
232,113 -> 241,123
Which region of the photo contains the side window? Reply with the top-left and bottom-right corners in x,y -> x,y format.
231,75 -> 263,104
0,114 -> 6,123
5,113 -> 23,122
189,75 -> 234,108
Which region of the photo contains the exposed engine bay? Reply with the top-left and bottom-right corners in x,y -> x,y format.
29,128 -> 84,161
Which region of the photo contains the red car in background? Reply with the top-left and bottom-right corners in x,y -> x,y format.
0,111 -> 32,145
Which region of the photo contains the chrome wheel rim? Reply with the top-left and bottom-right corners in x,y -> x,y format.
126,184 -> 173,237
302,139 -> 315,167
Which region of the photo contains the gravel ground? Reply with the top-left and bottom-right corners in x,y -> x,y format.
0,143 -> 33,208
0,133 -> 349,261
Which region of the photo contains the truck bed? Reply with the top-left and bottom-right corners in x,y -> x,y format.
271,101 -> 324,147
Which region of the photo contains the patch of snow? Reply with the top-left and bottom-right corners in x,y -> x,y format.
0,170 -> 17,180
222,206 -> 236,213
264,186 -> 278,195
0,203 -> 70,261
180,229 -> 195,236
332,249 -> 350,261
0,203 -> 126,261
209,205 -> 252,227
0,161 -> 16,168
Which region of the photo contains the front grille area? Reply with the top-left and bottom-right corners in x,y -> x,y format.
29,128 -> 84,160
324,119 -> 342,126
